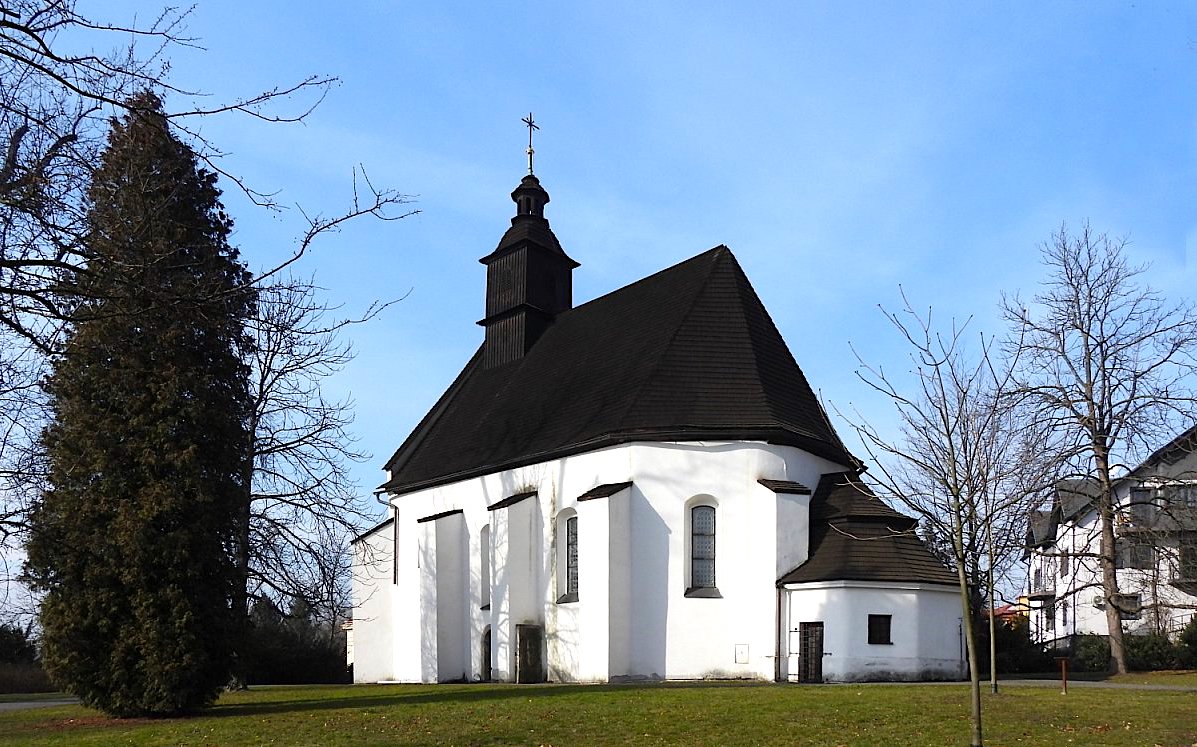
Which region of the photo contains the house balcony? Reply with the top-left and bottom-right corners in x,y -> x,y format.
1027,580 -> 1056,600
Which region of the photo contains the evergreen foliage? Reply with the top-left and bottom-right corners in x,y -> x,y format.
240,598 -> 350,685
23,92 -> 253,717
1069,634 -> 1111,672
976,616 -> 1052,674
1124,632 -> 1182,671
0,622 -> 37,665
1179,617 -> 1197,667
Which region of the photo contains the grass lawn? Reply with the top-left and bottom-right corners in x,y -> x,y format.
0,681 -> 1194,747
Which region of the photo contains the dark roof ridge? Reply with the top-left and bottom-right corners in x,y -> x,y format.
731,254 -> 790,430
568,244 -> 728,314
614,246 -> 731,430
380,243 -> 858,495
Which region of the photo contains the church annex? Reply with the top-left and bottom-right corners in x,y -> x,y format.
351,169 -> 963,684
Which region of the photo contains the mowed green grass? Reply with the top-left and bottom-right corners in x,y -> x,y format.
0,681 -> 1194,747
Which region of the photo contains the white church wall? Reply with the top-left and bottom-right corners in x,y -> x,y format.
784,581 -> 963,682
392,506 -> 423,681
434,512 -> 470,681
417,518 -> 438,682
354,439 -> 864,683
607,489 -> 633,678
775,491 -> 810,581
624,441 -> 829,681
350,521 -> 394,683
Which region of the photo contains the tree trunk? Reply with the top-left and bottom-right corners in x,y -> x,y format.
1096,449 -> 1128,674
957,558 -> 984,746
987,527 -> 998,694
951,494 -> 984,747
228,427 -> 256,691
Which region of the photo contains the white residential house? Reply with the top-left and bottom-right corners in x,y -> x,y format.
351,171 -> 964,684
1026,427 -> 1197,647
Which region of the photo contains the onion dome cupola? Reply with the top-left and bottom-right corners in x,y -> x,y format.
477,173 -> 579,368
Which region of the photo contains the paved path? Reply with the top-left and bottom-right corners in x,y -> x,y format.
1000,678 -> 1197,692
826,679 -> 1197,692
0,698 -> 77,712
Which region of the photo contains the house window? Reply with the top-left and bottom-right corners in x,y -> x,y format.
1044,601 -> 1055,632
480,524 -> 491,609
1062,602 -> 1069,628
1116,541 -> 1153,570
1180,534 -> 1197,580
1165,485 -> 1197,509
556,511 -> 578,604
867,614 -> 892,644
687,504 -> 718,596
1059,553 -> 1070,578
1113,593 -> 1142,620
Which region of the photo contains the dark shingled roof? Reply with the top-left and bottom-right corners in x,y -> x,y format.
778,472 -> 956,586
1055,479 -> 1098,521
382,247 -> 857,495
758,479 -> 812,495
350,516 -> 393,545
486,490 -> 537,511
1134,423 -> 1197,472
577,482 -> 634,501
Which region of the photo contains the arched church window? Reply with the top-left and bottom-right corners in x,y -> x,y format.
556,510 -> 578,604
686,504 -> 720,597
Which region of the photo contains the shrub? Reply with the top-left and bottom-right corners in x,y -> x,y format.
0,663 -> 54,694
240,600 -> 349,685
1069,634 -> 1110,672
0,623 -> 37,665
985,616 -> 1052,673
1125,631 -> 1182,671
1179,617 -> 1197,667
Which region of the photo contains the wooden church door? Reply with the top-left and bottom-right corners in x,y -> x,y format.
798,622 -> 824,683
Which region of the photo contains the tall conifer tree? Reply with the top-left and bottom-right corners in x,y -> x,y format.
24,92 -> 253,717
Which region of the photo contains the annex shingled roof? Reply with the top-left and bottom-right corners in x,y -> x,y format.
1055,478 -> 1099,521
382,247 -> 857,495
778,472 -> 956,586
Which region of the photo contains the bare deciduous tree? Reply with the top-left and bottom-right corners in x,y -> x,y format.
847,293 -> 1053,747
239,278 -> 402,627
1004,223 -> 1197,674
2,1 -> 416,628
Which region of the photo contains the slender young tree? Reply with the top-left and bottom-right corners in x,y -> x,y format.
1004,224 -> 1197,674
848,294 -> 1054,747
23,93 -> 253,716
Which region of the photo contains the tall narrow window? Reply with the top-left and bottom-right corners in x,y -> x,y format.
480,524 -> 491,609
566,516 -> 579,597
691,505 -> 716,590
556,511 -> 578,604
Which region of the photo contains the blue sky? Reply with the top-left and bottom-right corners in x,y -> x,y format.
97,1 -> 1197,518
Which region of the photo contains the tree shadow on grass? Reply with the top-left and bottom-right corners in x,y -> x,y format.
207,680 -> 770,719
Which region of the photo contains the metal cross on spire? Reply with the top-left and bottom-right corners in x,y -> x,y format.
522,112 -> 539,174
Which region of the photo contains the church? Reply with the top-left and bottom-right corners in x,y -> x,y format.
351,165 -> 964,684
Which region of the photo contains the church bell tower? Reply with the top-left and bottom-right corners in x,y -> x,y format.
477,117 -> 579,368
